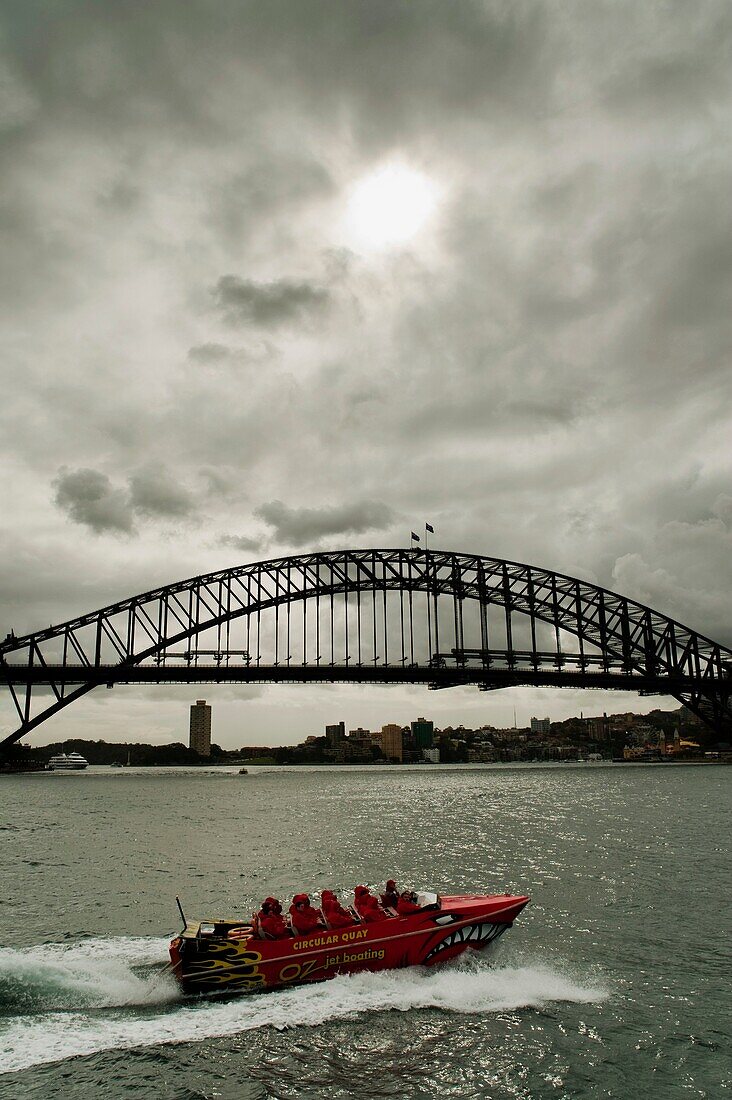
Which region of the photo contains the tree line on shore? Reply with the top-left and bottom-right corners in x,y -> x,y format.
12,739 -> 256,767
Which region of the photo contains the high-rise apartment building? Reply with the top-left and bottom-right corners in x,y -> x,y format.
325,721 -> 346,750
530,717 -> 551,734
380,723 -> 403,762
411,717 -> 434,750
189,699 -> 211,756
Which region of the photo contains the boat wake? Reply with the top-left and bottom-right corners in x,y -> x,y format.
0,937 -> 609,1076
0,937 -> 177,1014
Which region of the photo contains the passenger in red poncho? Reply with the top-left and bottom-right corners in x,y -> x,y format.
258,897 -> 288,939
256,895 -> 280,922
321,890 -> 355,928
354,885 -> 383,922
289,893 -> 324,935
396,889 -> 422,916
380,879 -> 399,908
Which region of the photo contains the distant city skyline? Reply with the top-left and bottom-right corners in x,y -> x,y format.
22,685 -> 689,749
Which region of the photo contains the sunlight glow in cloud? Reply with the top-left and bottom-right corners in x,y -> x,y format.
343,163 -> 439,250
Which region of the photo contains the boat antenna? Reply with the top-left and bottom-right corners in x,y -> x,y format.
175,895 -> 186,927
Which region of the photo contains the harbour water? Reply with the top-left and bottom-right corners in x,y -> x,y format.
1,763 -> 729,1098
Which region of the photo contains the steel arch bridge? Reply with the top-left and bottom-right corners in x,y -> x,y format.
1,548 -> 730,748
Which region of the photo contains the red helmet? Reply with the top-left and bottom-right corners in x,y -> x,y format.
355,885 -> 367,896
292,893 -> 309,906
386,880 -> 396,890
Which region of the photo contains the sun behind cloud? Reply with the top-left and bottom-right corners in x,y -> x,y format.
342,162 -> 440,251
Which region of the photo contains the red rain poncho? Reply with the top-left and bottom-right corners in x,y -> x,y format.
289,895 -> 323,935
396,893 -> 421,916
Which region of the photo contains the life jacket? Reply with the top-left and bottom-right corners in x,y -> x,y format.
354,892 -> 383,922
260,912 -> 288,938
397,895 -> 421,916
323,898 -> 355,927
354,889 -> 377,915
289,902 -> 322,935
361,900 -> 384,922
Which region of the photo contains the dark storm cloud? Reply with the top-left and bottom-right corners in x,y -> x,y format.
0,1 -> 554,146
53,469 -> 134,535
187,343 -> 275,375
219,534 -> 262,555
128,467 -> 193,519
254,501 -> 396,547
213,276 -> 330,327
188,343 -> 234,364
598,6 -> 732,116
54,467 -> 194,533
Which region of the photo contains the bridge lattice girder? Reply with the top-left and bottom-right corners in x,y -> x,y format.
1,549 -> 730,747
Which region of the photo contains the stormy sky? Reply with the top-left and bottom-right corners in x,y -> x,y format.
1,1 -> 731,747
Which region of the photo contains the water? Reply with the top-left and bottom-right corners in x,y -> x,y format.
0,763 -> 729,1098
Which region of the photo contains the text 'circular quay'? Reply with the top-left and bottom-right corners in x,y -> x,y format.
2,547 -> 730,750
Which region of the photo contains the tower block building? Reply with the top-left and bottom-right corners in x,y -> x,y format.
189,699 -> 212,756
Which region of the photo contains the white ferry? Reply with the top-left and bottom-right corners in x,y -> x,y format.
47,752 -> 89,771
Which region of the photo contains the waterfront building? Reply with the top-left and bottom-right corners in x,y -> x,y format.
325,722 -> 346,750
662,735 -> 701,756
401,725 -> 420,764
189,699 -> 211,756
411,717 -> 434,750
530,717 -> 551,734
623,745 -> 660,761
380,723 -> 403,762
587,714 -> 612,742
341,729 -> 373,763
467,748 -> 497,763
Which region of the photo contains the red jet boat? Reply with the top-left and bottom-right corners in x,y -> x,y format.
169,891 -> 530,995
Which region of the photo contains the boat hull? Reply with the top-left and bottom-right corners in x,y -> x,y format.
169,893 -> 529,996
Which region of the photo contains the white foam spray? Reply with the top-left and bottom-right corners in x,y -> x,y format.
0,937 -> 176,1014
0,938 -> 609,1076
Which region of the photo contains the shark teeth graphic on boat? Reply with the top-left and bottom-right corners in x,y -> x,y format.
424,921 -> 508,963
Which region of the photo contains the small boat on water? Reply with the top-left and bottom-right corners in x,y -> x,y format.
238,767 -> 248,775
169,890 -> 529,995
47,752 -> 89,771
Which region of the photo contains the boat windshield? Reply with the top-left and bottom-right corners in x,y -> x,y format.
416,891 -> 439,908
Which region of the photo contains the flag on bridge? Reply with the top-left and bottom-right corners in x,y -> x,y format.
425,523 -> 434,534
411,531 -> 420,542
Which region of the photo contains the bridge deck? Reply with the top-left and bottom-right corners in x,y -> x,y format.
1,662 -> 700,693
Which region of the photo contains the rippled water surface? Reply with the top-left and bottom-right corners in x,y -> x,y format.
1,763 -> 730,1098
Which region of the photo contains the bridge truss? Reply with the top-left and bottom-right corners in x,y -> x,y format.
1,549 -> 730,746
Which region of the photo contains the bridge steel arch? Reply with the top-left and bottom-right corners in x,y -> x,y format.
1,549 -> 730,747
